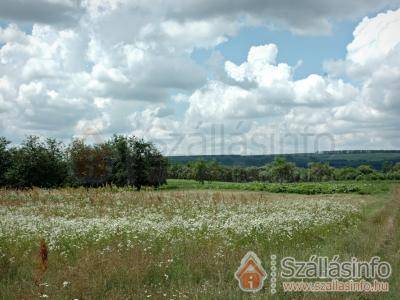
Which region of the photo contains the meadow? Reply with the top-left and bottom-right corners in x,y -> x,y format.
0,182 -> 399,299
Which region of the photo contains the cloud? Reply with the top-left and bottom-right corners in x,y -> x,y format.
326,9 -> 400,118
187,43 -> 356,123
128,106 -> 181,154
0,2 -> 400,152
181,9 -> 400,153
314,8 -> 400,149
0,18 -> 206,139
185,81 -> 284,122
164,0 -> 400,35
347,9 -> 400,66
2,0 -> 398,35
0,0 -> 83,26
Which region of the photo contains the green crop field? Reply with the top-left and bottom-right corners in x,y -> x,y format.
163,179 -> 392,195
1,183 -> 399,299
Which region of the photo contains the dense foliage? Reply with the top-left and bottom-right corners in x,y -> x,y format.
0,135 -> 167,190
169,158 -> 400,183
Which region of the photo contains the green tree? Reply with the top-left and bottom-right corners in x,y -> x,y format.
193,160 -> 208,184
267,157 -> 297,183
126,137 -> 151,190
0,137 -> 11,186
207,160 -> 222,181
112,135 -> 167,190
109,135 -> 130,186
259,167 -> 271,182
6,136 -> 68,188
147,151 -> 168,188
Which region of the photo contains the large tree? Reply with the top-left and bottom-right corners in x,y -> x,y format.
6,136 -> 68,188
193,160 -> 209,184
108,135 -> 167,190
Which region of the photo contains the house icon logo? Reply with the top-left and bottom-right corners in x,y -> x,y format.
235,251 -> 267,292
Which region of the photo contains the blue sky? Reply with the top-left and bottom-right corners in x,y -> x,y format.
192,21 -> 356,79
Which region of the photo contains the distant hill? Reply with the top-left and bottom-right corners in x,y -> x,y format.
168,150 -> 400,170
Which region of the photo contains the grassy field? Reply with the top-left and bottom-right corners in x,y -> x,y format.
0,184 -> 399,299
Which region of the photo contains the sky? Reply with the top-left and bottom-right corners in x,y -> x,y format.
0,0 -> 400,155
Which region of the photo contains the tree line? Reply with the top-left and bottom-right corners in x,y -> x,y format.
1,135 -> 399,189
169,157 -> 400,183
0,135 -> 167,190
168,153 -> 400,170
